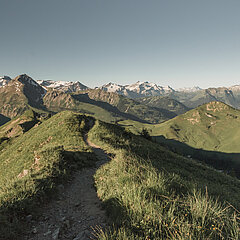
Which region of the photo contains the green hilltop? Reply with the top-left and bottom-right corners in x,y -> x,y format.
151,101 -> 240,153
88,118 -> 240,239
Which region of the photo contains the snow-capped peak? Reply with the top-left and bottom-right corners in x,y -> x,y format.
177,86 -> 202,92
37,80 -> 88,92
98,81 -> 175,98
98,82 -> 125,93
0,76 -> 11,87
229,85 -> 240,91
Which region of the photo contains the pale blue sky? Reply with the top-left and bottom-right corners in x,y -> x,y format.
0,0 -> 240,88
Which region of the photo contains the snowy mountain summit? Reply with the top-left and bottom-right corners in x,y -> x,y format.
177,86 -> 202,92
98,81 -> 175,98
0,76 -> 11,87
37,80 -> 88,93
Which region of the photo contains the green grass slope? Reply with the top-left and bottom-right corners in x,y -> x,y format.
151,101 -> 240,153
88,120 -> 240,239
0,111 -> 97,239
120,101 -> 240,176
0,109 -> 49,141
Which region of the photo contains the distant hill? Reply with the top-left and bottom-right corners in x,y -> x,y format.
98,80 -> 240,109
43,90 -> 128,123
119,101 -> 240,177
168,87 -> 239,109
1,74 -> 240,124
80,89 -> 177,123
152,101 -> 240,152
43,89 -> 175,124
135,95 -> 190,115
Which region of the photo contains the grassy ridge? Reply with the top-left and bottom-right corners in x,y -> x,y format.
0,111 -> 97,239
89,120 -> 240,239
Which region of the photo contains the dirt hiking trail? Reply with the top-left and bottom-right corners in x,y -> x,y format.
24,133 -> 111,240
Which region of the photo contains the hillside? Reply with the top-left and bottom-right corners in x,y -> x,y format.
43,90 -> 143,123
0,111 -> 97,239
0,110 -> 49,142
119,102 -> 240,177
151,101 -> 240,153
0,111 -> 239,239
80,89 -> 176,123
43,89 -> 177,124
88,119 -> 240,239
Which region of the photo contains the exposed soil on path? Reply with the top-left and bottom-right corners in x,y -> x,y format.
24,133 -> 110,240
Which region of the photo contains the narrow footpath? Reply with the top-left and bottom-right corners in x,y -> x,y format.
25,134 -> 110,240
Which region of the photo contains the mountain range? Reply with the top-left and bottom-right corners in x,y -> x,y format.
0,75 -> 188,124
98,81 -> 175,98
2,74 -> 240,112
37,80 -> 88,92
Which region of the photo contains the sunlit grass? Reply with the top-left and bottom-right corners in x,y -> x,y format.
89,120 -> 240,239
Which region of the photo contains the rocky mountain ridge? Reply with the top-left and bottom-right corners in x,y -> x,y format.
1,73 -> 240,110
98,81 -> 175,98
0,76 -> 11,87
37,80 -> 88,92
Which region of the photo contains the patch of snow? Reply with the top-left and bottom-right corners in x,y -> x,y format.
0,76 -> 11,87
229,85 -> 240,91
98,81 -> 175,98
177,86 -> 202,92
37,80 -> 88,92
